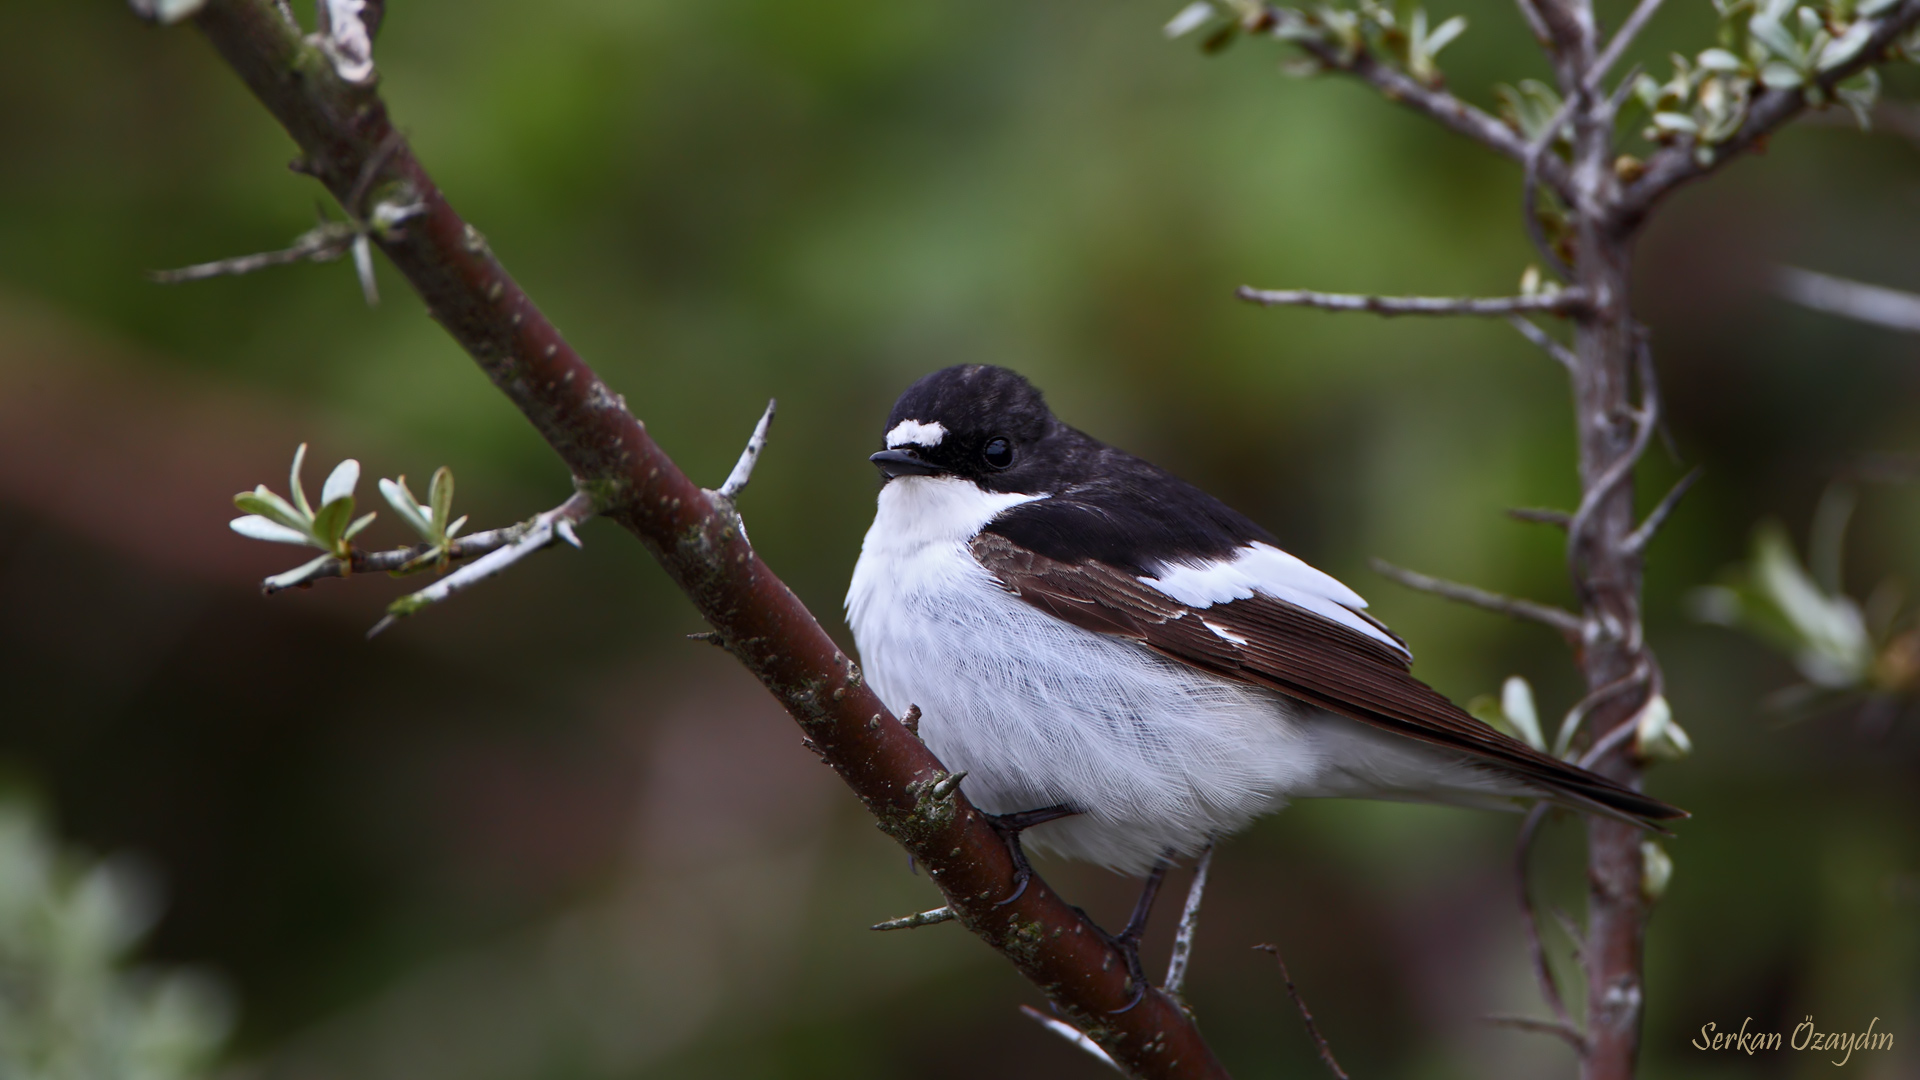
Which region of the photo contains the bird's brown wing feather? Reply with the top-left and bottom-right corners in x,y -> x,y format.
969,533 -> 1686,824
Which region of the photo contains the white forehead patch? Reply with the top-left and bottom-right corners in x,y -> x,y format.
885,419 -> 947,449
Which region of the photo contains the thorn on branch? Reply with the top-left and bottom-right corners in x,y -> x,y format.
1253,943 -> 1350,1080
870,906 -> 957,932
1623,467 -> 1702,555
149,221 -> 358,284
928,771 -> 968,802
1506,315 -> 1578,370
1018,1005 -> 1123,1074
1163,844 -> 1213,998
1370,558 -> 1585,638
900,704 -> 921,736
715,398 -> 777,501
1238,285 -> 1586,318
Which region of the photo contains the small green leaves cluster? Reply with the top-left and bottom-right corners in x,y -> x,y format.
1690,512 -> 1919,709
1625,0 -> 1916,158
230,443 -> 374,561
1166,0 -> 1469,87
0,802 -> 231,1080
1471,672 -> 1693,763
378,467 -> 468,573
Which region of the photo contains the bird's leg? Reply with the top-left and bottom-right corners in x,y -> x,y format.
981,804 -> 1078,907
1104,858 -> 1171,1014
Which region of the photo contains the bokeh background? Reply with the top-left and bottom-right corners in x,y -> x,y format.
2,0 -> 1918,1077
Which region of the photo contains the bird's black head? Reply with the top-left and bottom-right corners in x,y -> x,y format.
870,365 -> 1069,492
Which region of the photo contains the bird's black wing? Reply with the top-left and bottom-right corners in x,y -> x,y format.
968,531 -> 1686,826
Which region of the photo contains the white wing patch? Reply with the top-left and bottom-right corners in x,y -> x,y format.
886,419 -> 948,449
1142,542 -> 1410,658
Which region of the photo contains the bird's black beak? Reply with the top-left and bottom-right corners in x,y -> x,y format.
869,449 -> 946,479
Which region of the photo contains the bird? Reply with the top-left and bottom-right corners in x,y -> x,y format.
844,364 -> 1684,994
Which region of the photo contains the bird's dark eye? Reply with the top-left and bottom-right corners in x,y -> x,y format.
982,436 -> 1014,470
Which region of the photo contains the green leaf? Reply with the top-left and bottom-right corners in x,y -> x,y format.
379,477 -> 437,541
1697,47 -> 1744,70
1500,675 -> 1546,751
1632,693 -> 1693,760
429,466 -> 455,534
343,511 -> 377,540
229,515 -> 315,546
321,458 -> 360,507
1640,839 -> 1674,901
1424,13 -> 1467,53
288,443 -> 312,518
310,496 -> 355,554
234,488 -> 308,532
1164,1 -> 1218,39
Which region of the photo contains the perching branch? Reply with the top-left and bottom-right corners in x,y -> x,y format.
1370,558 -> 1585,638
1236,286 -> 1587,318
174,2 -> 1227,1076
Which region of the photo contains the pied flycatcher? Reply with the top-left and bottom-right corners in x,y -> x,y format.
846,365 -> 1683,884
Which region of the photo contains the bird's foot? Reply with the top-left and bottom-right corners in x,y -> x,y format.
1103,859 -> 1170,1013
981,804 -> 1078,907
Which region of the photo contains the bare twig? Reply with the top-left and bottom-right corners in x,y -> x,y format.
1486,1013 -> 1590,1049
1163,845 -> 1213,998
1775,266 -> 1920,334
1279,24 -> 1577,201
1507,315 -> 1579,369
1514,805 -> 1585,1051
366,492 -> 595,637
1237,286 -> 1586,317
1586,0 -> 1666,93
1253,944 -> 1351,1080
1370,558 -> 1584,637
178,4 -> 1227,1074
1554,659 -> 1652,758
1508,506 -> 1573,528
149,220 -> 358,283
1622,466 -> 1701,555
715,399 -> 777,500
1019,1006 -> 1124,1074
1520,96 -> 1580,278
1567,338 -> 1660,576
870,906 -> 956,931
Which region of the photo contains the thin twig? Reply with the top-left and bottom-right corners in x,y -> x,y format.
1586,0 -> 1666,93
715,399 -> 777,500
1370,558 -> 1584,637
1163,845 -> 1213,998
1486,1013 -> 1590,1049
1567,336 -> 1660,573
871,906 -> 956,931
1278,20 -> 1577,201
1550,905 -> 1588,973
1253,944 -> 1350,1080
1622,466 -> 1701,555
1018,1006 -> 1124,1074
1506,315 -> 1578,369
149,221 -> 358,283
367,491 -> 595,637
1508,506 -> 1572,528
1554,658 -> 1651,758
1237,286 -> 1586,317
1775,266 -> 1920,334
260,520 -> 553,593
1520,97 -> 1579,279
1513,805 -> 1585,1051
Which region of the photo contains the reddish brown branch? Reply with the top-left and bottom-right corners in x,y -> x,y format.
180,1 -> 1228,1075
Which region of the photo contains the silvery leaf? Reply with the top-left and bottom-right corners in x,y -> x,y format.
1164,1 -> 1217,38
321,458 -> 360,507
230,515 -> 315,546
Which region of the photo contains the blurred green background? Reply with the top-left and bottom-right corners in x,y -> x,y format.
1,0 -> 1917,1077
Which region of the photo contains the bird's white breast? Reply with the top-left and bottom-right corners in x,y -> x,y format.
845,476 -> 1328,874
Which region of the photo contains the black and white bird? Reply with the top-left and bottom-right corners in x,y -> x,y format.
845,365 -> 1683,932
